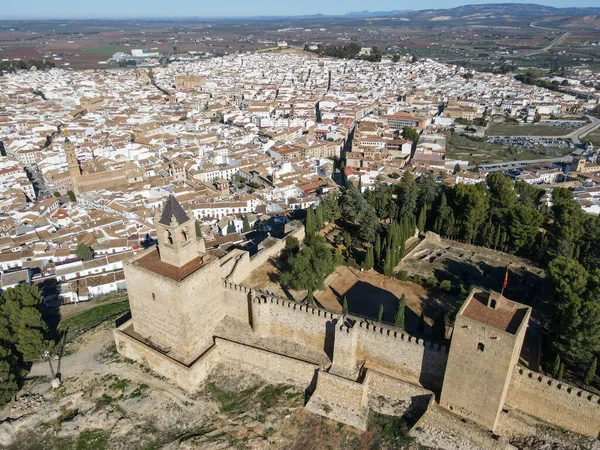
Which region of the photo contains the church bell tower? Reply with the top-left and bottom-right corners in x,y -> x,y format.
154,195 -> 205,267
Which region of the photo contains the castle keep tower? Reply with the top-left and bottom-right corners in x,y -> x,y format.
123,195 -> 224,363
440,290 -> 531,432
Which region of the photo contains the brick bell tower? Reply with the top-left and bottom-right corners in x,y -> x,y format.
123,194 -> 224,364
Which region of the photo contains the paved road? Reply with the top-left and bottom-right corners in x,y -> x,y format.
571,115 -> 600,146
477,156 -> 571,172
521,31 -> 570,57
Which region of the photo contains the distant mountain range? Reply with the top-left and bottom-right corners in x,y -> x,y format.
248,3 -> 600,20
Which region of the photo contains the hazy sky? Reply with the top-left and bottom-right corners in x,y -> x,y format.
3,0 -> 598,19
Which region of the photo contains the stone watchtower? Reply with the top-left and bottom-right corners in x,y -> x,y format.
440,290 -> 531,432
123,195 -> 225,364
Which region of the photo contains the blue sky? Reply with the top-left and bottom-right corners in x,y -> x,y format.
3,0 -> 598,19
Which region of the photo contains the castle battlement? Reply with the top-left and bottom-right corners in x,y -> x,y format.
116,194 -> 600,439
353,320 -> 448,353
251,295 -> 338,320
516,367 -> 600,403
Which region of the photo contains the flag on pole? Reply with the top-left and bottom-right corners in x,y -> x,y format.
503,267 -> 509,289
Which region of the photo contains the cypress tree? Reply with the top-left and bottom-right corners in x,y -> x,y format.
432,312 -> 447,339
195,220 -> 202,237
417,312 -> 425,334
557,362 -> 564,381
377,304 -> 384,322
395,294 -> 406,328
494,224 -> 501,249
227,221 -> 235,234
551,354 -> 561,378
342,296 -> 348,314
242,216 -> 251,233
307,288 -> 314,306
375,234 -> 381,263
305,207 -> 315,236
584,357 -> 597,386
315,204 -> 324,231
417,205 -> 427,233
399,239 -> 406,261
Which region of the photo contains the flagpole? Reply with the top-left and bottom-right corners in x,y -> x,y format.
501,266 -> 508,297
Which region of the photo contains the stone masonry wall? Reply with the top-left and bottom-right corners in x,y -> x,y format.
227,223 -> 305,285
114,323 -> 220,392
353,321 -> 448,392
216,337 -> 318,386
250,296 -> 337,353
505,367 -> 600,438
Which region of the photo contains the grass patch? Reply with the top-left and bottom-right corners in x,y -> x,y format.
58,300 -> 130,333
446,133 -> 572,165
76,430 -> 107,450
206,382 -> 258,414
486,123 -> 579,137
368,412 -> 414,448
258,384 -> 291,410
129,383 -> 149,399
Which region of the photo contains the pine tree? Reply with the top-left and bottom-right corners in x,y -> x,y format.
557,362 -> 564,381
377,304 -> 384,322
342,296 -> 349,314
242,216 -> 251,233
307,288 -> 314,306
551,354 -> 561,378
584,357 -> 597,386
395,294 -> 406,328
374,234 -> 381,264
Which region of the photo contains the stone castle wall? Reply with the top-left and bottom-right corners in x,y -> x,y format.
250,295 -> 336,352
225,223 -> 305,285
216,337 -> 318,385
332,321 -> 448,392
114,324 -> 220,392
505,367 -> 600,438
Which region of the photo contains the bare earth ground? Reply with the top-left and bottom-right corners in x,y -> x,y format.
314,266 -> 449,334
2,316 -> 598,450
2,323 -> 389,450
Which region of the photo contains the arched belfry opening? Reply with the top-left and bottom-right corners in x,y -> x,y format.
154,194 -> 205,267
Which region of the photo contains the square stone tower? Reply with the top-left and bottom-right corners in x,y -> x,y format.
123,195 -> 225,364
440,290 -> 531,432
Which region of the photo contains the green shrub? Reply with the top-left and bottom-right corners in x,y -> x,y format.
439,280 -> 452,292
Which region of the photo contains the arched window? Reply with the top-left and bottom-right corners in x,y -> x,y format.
181,230 -> 188,242
490,299 -> 497,309
167,231 -> 173,245
477,343 -> 485,352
